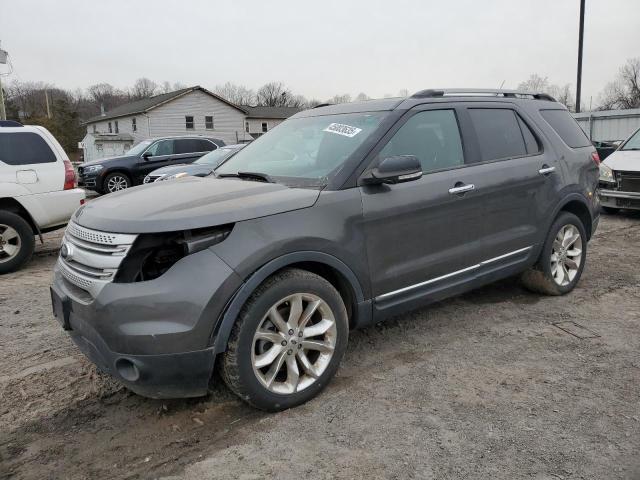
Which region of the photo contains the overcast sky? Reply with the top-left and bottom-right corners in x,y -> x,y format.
1,0 -> 638,106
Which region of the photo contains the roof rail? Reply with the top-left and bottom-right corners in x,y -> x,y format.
411,89 -> 556,102
312,103 -> 333,109
0,120 -> 23,127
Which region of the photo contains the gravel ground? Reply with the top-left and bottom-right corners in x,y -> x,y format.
1,212 -> 639,480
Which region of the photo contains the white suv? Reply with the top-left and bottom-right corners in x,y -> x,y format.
598,127 -> 640,213
0,122 -> 85,273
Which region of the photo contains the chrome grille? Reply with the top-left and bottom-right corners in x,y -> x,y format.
58,222 -> 137,298
617,171 -> 640,193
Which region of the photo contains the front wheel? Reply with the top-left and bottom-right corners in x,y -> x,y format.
221,269 -> 348,411
103,172 -> 131,194
521,212 -> 587,296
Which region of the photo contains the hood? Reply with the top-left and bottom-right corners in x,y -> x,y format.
82,155 -> 138,167
75,176 -> 320,233
604,150 -> 640,172
149,163 -> 212,177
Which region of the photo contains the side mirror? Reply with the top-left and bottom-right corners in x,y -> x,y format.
363,155 -> 422,185
142,152 -> 152,160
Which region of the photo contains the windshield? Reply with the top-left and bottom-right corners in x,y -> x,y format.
196,147 -> 240,166
126,140 -> 153,156
622,129 -> 640,150
215,112 -> 387,184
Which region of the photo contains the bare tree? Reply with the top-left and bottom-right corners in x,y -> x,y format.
256,82 -> 291,107
159,81 -> 173,94
355,92 -> 370,102
597,58 -> 640,110
518,74 -> 575,111
328,94 -> 351,104
214,82 -> 256,105
306,98 -> 323,108
398,88 -> 410,97
131,78 -> 158,99
517,74 -> 549,93
288,94 -> 308,108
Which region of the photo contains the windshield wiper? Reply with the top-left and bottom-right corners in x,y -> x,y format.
217,171 -> 275,183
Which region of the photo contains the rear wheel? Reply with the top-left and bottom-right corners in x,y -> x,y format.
103,172 -> 131,194
521,212 -> 587,296
221,268 -> 348,411
0,211 -> 35,274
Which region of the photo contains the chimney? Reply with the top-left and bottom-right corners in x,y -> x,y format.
100,103 -> 106,116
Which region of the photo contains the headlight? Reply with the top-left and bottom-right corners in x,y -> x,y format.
599,164 -> 614,183
161,172 -> 189,181
84,164 -> 104,173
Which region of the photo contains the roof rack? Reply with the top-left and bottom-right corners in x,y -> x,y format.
0,120 -> 23,127
312,103 -> 333,109
411,89 -> 556,102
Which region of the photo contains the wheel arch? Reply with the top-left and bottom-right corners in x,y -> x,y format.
554,194 -> 594,239
211,251 -> 368,354
0,197 -> 40,236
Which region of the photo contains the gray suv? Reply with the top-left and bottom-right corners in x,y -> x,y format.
51,89 -> 600,411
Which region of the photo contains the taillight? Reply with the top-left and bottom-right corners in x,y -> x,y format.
591,151 -> 601,166
63,159 -> 77,190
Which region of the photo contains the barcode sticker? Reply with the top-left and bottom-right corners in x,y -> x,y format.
324,123 -> 362,138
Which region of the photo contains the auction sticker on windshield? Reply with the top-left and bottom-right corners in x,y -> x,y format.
324,123 -> 363,138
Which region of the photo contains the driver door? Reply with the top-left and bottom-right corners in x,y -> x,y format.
359,106 -> 485,317
134,139 -> 175,182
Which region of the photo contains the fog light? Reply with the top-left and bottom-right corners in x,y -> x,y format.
115,358 -> 140,382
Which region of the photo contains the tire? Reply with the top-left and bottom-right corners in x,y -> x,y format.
102,172 -> 131,194
602,206 -> 620,215
0,211 -> 35,274
221,268 -> 349,411
521,212 -> 587,296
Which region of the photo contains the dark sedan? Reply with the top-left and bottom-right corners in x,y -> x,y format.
143,144 -> 246,183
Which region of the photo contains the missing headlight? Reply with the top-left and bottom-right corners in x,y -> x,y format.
114,224 -> 233,283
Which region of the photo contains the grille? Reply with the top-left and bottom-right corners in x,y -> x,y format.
58,222 -> 137,298
618,171 -> 640,193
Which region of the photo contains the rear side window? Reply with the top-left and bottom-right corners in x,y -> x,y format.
197,139 -> 216,152
379,109 -> 464,173
468,109 -> 528,162
175,139 -> 215,154
0,132 -> 57,165
540,109 -> 591,148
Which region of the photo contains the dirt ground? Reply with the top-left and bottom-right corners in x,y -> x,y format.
1,212 -> 639,480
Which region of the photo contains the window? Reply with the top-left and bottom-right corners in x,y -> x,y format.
245,121 -> 250,133
132,117 -> 137,132
540,109 -> 591,148
145,139 -> 174,156
114,121 -> 119,134
468,109 -> 528,162
622,128 -> 640,151
517,115 -> 541,154
262,122 -> 268,133
0,132 -> 57,165
92,125 -> 97,134
205,116 -> 214,130
185,116 -> 194,130
197,139 -> 216,152
378,110 -> 464,173
175,139 -> 217,154
108,122 -> 112,133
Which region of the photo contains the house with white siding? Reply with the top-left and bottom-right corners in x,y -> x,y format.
81,86 -> 301,162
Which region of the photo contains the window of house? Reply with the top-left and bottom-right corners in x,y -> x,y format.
539,109 -> 591,148
245,121 -> 250,133
108,122 -> 112,133
114,121 -> 119,134
378,110 -> 464,173
92,125 -> 97,134
468,109 -> 528,162
261,122 -> 268,133
205,116 -> 214,130
132,117 -> 137,132
185,116 -> 194,130
0,132 -> 57,165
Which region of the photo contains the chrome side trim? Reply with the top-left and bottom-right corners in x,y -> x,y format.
599,189 -> 640,199
375,246 -> 533,301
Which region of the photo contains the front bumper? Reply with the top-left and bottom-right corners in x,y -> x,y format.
77,171 -> 101,190
51,248 -> 243,398
599,188 -> 640,211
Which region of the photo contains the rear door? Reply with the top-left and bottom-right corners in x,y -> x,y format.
360,105 -> 487,314
460,103 -> 562,261
173,139 -> 217,164
0,130 -> 62,194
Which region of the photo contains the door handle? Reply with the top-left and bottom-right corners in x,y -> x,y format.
538,166 -> 556,175
448,183 -> 475,195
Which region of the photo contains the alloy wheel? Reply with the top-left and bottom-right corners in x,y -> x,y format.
0,224 -> 21,263
251,293 -> 337,395
106,175 -> 129,192
550,224 -> 583,287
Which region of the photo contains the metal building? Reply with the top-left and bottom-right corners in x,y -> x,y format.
573,108 -> 640,142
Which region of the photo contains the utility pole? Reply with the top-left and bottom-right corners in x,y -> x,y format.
575,0 -> 586,113
0,43 -> 7,121
45,89 -> 51,119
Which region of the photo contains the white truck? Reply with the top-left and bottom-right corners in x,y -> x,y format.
0,122 -> 85,273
